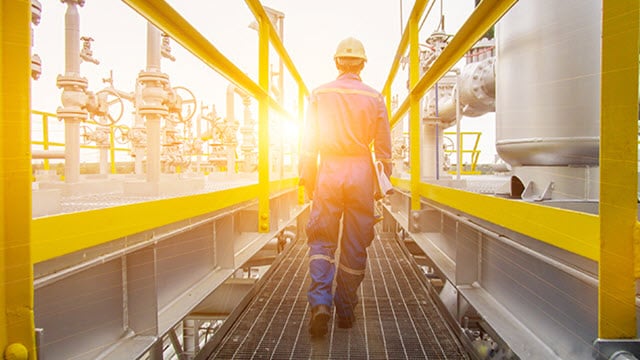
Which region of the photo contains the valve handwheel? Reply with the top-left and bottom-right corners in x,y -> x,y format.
94,88 -> 124,126
113,125 -> 131,145
169,86 -> 197,123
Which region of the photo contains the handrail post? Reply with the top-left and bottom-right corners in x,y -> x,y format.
297,87 -> 305,205
597,0 -> 639,342
1,0 -> 36,358
42,113 -> 50,170
408,9 -> 421,212
110,125 -> 116,174
258,14 -> 270,232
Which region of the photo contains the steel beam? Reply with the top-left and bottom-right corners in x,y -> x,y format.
0,0 -> 35,358
597,0 -> 639,341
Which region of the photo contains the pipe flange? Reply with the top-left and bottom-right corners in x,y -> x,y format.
137,71 -> 170,85
56,75 -> 88,89
56,108 -> 87,120
139,105 -> 168,117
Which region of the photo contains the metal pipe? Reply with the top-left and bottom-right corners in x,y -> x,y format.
32,150 -> 65,159
64,119 -> 81,183
64,1 -> 80,76
146,115 -> 161,183
146,22 -> 161,72
610,351 -> 639,360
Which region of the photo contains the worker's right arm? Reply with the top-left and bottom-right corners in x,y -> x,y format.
374,96 -> 392,177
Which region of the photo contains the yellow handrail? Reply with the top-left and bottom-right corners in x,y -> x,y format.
443,131 -> 481,174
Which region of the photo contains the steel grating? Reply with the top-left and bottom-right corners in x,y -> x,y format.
205,231 -> 469,359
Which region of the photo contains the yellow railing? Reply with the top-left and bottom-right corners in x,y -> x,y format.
1,1 -> 35,357
443,131 -> 481,174
1,1 -> 309,356
31,110 -> 130,174
385,0 -> 639,341
122,0 -> 308,233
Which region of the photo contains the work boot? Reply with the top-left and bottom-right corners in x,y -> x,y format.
335,295 -> 358,329
309,304 -> 331,337
337,312 -> 355,329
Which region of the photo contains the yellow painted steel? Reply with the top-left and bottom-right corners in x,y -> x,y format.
635,221 -> 640,278
244,0 -> 308,98
382,0 -> 428,108
1,0 -> 35,357
413,0 -> 517,100
408,11 -> 421,211
31,110 -> 51,170
121,0 -> 291,120
392,178 -> 600,262
444,131 -> 482,174
392,0 -> 518,129
598,0 -> 639,339
297,87 -> 305,205
32,184 -> 260,263
258,16 -> 271,233
109,125 -> 116,174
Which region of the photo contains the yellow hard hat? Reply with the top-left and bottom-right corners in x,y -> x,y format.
334,37 -> 367,61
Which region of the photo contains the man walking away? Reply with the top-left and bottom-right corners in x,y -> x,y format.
299,37 -> 392,337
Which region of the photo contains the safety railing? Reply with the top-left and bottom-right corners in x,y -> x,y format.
31,0 -> 309,264
31,110 -> 131,175
443,131 -> 481,174
382,0 -> 638,345
2,1 -> 310,356
122,0 -> 308,234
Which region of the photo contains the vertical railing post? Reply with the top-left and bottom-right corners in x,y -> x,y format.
258,15 -> 270,232
109,125 -> 116,174
408,10 -> 421,212
597,0 -> 639,345
1,0 -> 36,358
42,113 -> 50,170
297,87 -> 305,205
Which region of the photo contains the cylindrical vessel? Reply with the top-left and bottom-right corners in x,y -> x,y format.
495,0 -> 601,166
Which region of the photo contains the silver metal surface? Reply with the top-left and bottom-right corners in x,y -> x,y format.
200,230 -> 469,359
384,189 -> 640,360
495,0 -> 601,167
33,188 -> 303,360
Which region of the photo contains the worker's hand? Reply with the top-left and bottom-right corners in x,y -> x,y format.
383,162 -> 392,178
299,158 -> 317,200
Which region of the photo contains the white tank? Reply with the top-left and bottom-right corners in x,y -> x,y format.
495,0 -> 601,166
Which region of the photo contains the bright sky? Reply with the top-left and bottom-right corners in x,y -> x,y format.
31,0 -> 495,163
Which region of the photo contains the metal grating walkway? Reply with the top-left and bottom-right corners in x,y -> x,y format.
204,231 -> 469,359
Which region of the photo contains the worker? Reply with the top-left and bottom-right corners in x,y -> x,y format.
299,36 -> 392,337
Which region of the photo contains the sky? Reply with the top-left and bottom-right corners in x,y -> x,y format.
30,0 -> 496,164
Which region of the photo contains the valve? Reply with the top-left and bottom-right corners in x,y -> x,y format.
80,125 -> 93,145
32,0 -> 42,25
80,36 -> 100,65
161,33 -> 176,61
31,54 -> 42,80
89,88 -> 124,126
113,125 -> 131,145
167,86 -> 197,124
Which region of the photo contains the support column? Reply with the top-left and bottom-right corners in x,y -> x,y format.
258,15 -> 270,233
597,0 -> 639,342
1,0 -> 35,358
408,9 -> 421,212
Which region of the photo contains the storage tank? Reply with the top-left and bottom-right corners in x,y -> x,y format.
495,0 -> 601,167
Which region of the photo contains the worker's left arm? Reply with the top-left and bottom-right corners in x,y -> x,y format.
299,93 -> 319,198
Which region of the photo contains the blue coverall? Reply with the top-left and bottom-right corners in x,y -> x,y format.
300,72 -> 392,321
